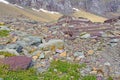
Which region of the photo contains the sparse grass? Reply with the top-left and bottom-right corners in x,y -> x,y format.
0,65 -> 39,80
81,75 -> 96,80
0,60 -> 96,80
39,60 -> 86,80
0,51 -> 15,57
0,30 -> 9,37
107,76 -> 113,80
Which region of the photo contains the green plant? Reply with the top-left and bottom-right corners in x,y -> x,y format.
39,60 -> 86,80
107,76 -> 113,80
0,51 -> 15,57
0,30 -> 10,37
81,75 -> 96,80
0,65 -> 39,80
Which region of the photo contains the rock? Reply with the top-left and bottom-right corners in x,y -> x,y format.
90,71 -> 97,75
16,41 -> 28,47
16,46 -> 23,53
56,49 -> 64,53
11,36 -> 18,43
6,44 -> 23,53
87,50 -> 94,55
0,26 -> 10,31
80,33 -> 91,38
32,51 -> 41,56
23,36 -> 42,46
32,56 -> 38,61
37,67 -> 47,73
0,48 -> 19,55
39,39 -> 64,51
39,53 -> 45,59
74,51 -> 85,58
0,45 -> 4,49
0,55 -> 5,59
110,39 -> 119,43
3,56 -> 32,70
0,22 -> 5,25
108,39 -> 119,47
6,44 -> 18,49
60,51 -> 67,57
104,62 -> 111,66
0,78 -> 3,80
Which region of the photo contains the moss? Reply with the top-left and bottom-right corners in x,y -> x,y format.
0,51 -> 16,57
0,30 -> 10,37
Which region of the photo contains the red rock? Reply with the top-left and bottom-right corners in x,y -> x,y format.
3,56 -> 32,70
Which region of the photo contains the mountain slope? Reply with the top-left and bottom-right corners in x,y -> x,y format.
73,9 -> 107,22
6,0 -> 120,18
0,2 -> 62,22
0,1 -> 106,22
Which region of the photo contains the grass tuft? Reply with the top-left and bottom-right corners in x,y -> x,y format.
0,30 -> 9,37
0,51 -> 15,57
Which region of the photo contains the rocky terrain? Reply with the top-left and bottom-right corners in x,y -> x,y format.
0,15 -> 120,80
7,0 -> 120,17
0,0 -> 120,80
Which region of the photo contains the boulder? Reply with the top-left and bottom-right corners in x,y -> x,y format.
39,39 -> 64,51
23,36 -> 42,46
3,56 -> 32,70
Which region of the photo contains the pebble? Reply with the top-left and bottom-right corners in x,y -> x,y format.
87,50 -> 94,55
32,56 -> 38,61
59,51 -> 67,57
104,62 -> 111,66
39,53 -> 45,59
80,33 -> 91,38
74,51 -> 85,58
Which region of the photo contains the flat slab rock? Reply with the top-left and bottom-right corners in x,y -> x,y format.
0,56 -> 32,70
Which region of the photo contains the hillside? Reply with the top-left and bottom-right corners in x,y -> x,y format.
0,2 -> 62,22
0,2 -> 107,22
73,9 -> 107,22
7,0 -> 120,18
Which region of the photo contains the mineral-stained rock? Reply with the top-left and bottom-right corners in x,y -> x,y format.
2,56 -> 32,70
